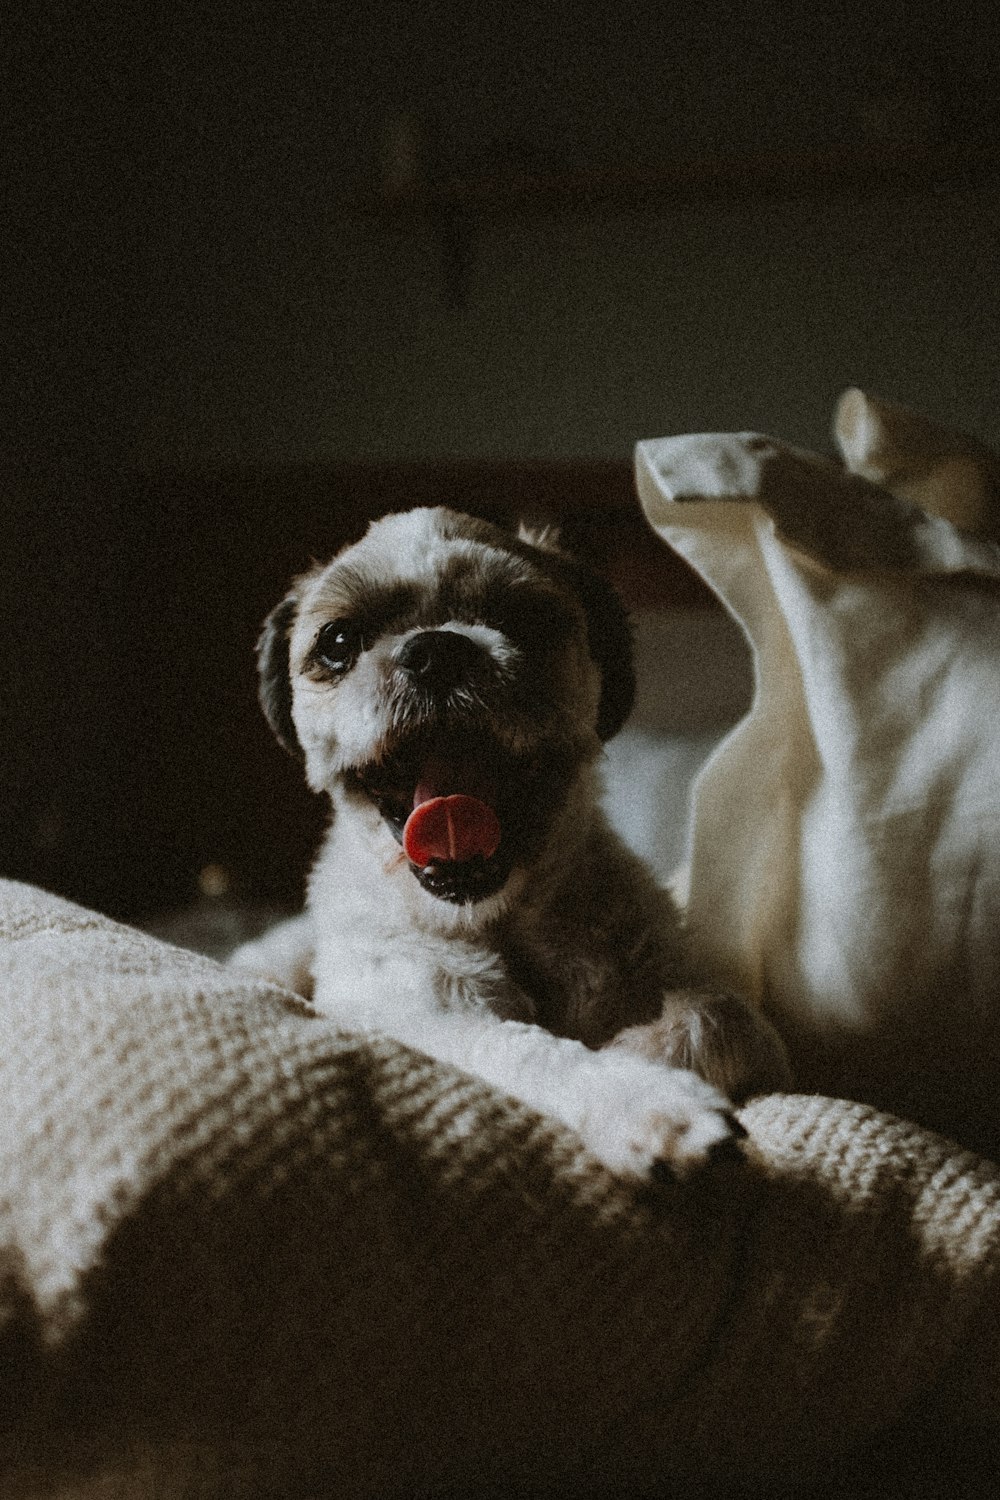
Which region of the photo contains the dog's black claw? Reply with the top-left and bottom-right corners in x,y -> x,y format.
650,1158 -> 677,1187
707,1134 -> 747,1167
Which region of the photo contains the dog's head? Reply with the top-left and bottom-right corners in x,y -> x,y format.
258,507 -> 633,913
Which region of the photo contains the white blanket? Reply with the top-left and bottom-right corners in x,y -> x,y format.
635,424 -> 1000,1150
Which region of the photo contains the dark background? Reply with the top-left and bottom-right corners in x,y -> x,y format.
3,0 -> 999,921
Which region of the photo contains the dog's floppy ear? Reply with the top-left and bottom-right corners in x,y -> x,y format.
256,594 -> 302,758
568,559 -> 636,741
520,525 -> 635,741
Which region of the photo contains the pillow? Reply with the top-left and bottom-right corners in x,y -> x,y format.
834,386 -> 1000,540
634,404 -> 1000,1153
1,876 -> 999,1497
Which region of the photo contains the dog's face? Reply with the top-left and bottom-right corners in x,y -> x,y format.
259,507 -> 634,914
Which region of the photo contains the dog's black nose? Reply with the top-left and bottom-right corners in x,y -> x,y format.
398,629 -> 484,689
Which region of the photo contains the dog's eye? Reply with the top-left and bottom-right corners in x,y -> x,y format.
315,619 -> 362,674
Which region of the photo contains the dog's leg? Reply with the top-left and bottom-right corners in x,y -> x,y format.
312,967 -> 743,1181
229,913 -> 316,1000
608,991 -> 791,1103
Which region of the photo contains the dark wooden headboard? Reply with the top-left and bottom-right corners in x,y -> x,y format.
3,462 -> 713,923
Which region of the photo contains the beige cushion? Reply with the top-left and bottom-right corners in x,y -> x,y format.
1,876 -> 998,1497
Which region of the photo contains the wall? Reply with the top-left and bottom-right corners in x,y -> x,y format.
132,193 -> 1000,467
5,1 -> 999,473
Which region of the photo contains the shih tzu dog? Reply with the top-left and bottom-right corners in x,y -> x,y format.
231,507 -> 788,1179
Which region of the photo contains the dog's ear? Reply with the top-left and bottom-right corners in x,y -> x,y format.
567,559 -> 636,741
256,594 -> 302,758
519,526 -> 635,741
516,518 -> 563,552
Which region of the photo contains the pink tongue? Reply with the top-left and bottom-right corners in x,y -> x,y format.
403,795 -> 501,867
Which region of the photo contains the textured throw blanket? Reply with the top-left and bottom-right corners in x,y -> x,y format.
1,876 -> 999,1498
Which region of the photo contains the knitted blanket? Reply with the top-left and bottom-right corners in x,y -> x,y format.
1,876 -> 998,1499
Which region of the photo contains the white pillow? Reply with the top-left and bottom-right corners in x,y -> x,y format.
634,422 -> 1000,1148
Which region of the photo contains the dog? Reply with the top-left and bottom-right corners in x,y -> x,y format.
231,507 -> 788,1179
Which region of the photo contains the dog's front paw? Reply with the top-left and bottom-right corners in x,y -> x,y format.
575,1054 -> 745,1181
227,914 -> 316,1000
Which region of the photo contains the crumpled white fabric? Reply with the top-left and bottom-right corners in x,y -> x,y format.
634,432 -> 1000,1119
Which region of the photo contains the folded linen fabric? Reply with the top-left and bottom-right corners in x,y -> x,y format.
635,419 -> 1000,1153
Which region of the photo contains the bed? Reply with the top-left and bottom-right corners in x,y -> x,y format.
2,391 -> 999,1497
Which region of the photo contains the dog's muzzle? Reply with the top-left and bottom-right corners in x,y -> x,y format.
345,630 -> 515,904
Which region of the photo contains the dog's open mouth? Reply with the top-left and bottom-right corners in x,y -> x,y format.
347,736 -> 520,904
